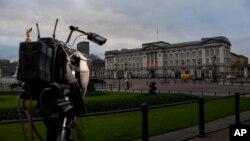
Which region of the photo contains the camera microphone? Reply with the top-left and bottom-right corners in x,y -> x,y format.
69,26 -> 78,31
67,25 -> 107,46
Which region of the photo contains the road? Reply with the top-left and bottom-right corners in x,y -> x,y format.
97,79 -> 250,96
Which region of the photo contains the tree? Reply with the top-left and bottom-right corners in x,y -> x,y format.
148,82 -> 157,95
89,54 -> 100,60
88,54 -> 105,78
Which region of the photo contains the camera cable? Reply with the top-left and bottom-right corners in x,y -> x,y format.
22,94 -> 44,141
16,94 -> 29,141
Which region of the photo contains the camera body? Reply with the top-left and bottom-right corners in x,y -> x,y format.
17,38 -> 73,103
17,37 -> 86,116
17,37 -> 68,85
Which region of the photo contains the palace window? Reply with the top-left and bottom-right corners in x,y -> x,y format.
176,53 -> 179,59
187,59 -> 190,65
193,59 -> 196,65
170,61 -> 173,66
206,58 -> 209,64
199,51 -> 202,57
206,50 -> 209,56
216,49 -> 219,55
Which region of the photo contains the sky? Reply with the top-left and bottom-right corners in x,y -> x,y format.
1,0 -> 250,61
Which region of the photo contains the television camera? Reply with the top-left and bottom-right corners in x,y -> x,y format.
16,19 -> 107,141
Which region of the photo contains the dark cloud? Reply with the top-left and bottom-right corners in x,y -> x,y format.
0,0 -> 250,60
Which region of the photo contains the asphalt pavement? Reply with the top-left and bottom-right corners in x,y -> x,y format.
101,79 -> 250,96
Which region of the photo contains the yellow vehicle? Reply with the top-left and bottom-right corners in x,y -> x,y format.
180,73 -> 190,79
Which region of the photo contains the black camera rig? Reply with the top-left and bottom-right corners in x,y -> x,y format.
16,19 -> 107,141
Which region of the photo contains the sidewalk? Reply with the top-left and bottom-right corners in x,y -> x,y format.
136,111 -> 250,141
185,120 -> 250,141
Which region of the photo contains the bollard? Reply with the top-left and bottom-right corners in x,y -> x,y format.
141,89 -> 142,94
199,97 -> 206,137
235,93 -> 240,125
141,102 -> 149,141
110,84 -> 112,91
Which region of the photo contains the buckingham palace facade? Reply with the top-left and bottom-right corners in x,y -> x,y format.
105,36 -> 249,79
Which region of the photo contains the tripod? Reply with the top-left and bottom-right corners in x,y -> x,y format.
40,83 -> 85,141
18,83 -> 85,141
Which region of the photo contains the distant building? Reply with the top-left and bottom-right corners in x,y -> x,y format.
0,60 -> 17,76
105,36 -> 249,79
230,52 -> 249,77
0,60 -> 10,64
77,41 -> 89,55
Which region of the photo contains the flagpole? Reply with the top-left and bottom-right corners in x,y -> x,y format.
157,29 -> 159,41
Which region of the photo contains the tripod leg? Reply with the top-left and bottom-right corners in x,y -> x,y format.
56,117 -> 70,141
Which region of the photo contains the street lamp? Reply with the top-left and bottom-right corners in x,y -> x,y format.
113,63 -> 117,79
124,62 -> 128,79
197,60 -> 202,78
212,55 -> 217,83
114,63 -> 121,91
181,61 -> 185,73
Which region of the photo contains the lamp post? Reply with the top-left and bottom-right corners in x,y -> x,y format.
197,60 -> 201,78
153,62 -> 156,82
114,63 -> 121,91
124,62 -> 128,79
113,63 -> 116,79
212,55 -> 217,83
181,62 -> 186,82
181,61 -> 185,73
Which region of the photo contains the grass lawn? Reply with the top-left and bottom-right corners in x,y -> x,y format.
0,94 -> 19,108
0,96 -> 250,141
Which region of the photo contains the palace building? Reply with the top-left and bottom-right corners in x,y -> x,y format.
105,36 -> 249,79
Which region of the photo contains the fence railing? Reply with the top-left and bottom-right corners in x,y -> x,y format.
139,92 -> 250,141
0,92 -> 249,141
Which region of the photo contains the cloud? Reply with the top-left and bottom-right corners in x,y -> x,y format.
0,0 -> 250,60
